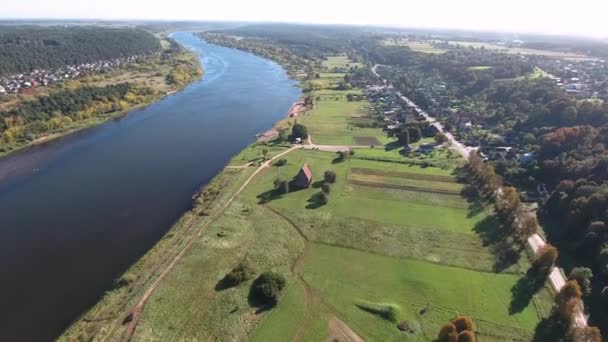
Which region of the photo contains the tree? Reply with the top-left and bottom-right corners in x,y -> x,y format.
336,150 -> 351,161
567,326 -> 602,342
515,215 -> 538,244
555,280 -> 583,323
262,146 -> 269,160
291,123 -> 308,140
397,129 -> 410,145
250,272 -> 286,307
407,126 -> 422,143
495,186 -> 521,227
452,316 -> 474,333
273,178 -> 289,194
457,331 -> 476,342
533,244 -> 558,274
438,323 -> 458,342
568,267 -> 593,296
324,170 -> 337,183
278,130 -> 288,143
435,132 -> 448,144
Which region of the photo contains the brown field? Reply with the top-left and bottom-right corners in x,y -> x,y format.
350,167 -> 457,183
353,136 -> 382,146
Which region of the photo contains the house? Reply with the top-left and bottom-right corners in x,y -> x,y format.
0,85 -> 5,94
294,163 -> 313,189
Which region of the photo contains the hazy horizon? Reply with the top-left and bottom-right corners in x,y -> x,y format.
2,0 -> 608,39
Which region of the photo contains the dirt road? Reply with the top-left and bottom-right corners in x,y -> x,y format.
263,206 -> 313,342
120,146 -> 300,342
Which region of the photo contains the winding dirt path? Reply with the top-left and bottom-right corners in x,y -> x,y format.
262,205 -> 314,342
119,146 -> 299,342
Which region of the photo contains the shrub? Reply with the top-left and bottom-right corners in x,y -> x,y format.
114,272 -> 136,288
435,132 -> 449,144
354,301 -> 401,322
275,159 -> 287,167
324,170 -> 337,183
224,259 -> 256,287
250,272 -> 286,306
322,183 -> 331,194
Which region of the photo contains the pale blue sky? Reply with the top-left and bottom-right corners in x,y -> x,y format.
3,0 -> 608,38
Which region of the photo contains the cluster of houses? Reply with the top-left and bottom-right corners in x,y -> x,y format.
536,58 -> 608,99
0,54 -> 155,96
366,84 -> 408,131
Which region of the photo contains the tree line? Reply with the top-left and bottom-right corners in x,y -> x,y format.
0,26 -> 162,74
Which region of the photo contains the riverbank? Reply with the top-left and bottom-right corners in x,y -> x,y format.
0,50 -> 203,159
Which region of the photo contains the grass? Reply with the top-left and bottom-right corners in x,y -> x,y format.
322,55 -> 363,70
227,141 -> 290,166
300,91 -> 390,145
302,243 -> 552,341
382,38 -> 448,54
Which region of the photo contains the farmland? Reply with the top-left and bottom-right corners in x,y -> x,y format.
66,50 -> 555,341
126,145 -> 551,341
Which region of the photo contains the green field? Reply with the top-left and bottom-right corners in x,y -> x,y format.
299,90 -> 390,145
122,147 -> 550,341
322,54 -> 363,70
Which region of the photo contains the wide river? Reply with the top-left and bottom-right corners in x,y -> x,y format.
0,32 -> 301,341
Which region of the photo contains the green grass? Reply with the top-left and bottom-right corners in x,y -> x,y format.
322,55 -> 363,70
303,243 -> 551,341
300,92 -> 389,145
250,283 -> 307,341
228,141 -> 290,166
132,197 -> 304,341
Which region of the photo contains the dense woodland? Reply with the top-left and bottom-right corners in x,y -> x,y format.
0,26 -> 162,74
0,83 -> 154,146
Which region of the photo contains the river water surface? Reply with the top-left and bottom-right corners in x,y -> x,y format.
0,32 -> 300,341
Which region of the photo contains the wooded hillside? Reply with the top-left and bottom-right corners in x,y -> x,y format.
0,26 -> 162,74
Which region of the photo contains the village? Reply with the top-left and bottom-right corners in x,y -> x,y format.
0,53 -> 159,96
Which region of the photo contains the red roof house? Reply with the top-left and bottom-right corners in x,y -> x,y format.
294,163 -> 313,189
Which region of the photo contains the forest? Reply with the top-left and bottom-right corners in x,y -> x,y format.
0,26 -> 162,74
0,83 -> 154,147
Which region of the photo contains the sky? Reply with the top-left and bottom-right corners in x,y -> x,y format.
3,0 -> 608,38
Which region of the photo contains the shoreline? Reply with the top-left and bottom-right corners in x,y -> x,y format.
0,83 -> 198,161
59,38 -> 304,341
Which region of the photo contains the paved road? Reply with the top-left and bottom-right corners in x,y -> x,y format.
372,65 -> 475,159
373,64 -> 587,327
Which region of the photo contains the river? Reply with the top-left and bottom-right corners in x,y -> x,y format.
0,32 -> 301,341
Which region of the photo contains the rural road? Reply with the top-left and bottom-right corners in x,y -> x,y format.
373,64 -> 587,327
303,135 -> 367,152
371,64 -> 475,159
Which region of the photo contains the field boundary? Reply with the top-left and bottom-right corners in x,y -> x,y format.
350,167 -> 457,183
348,179 -> 461,196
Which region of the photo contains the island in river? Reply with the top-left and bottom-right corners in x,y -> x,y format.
0,32 -> 300,341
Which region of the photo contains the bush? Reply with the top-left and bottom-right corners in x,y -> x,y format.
324,170 -> 337,183
224,259 -> 256,287
354,301 -> 401,322
250,272 -> 286,306
275,159 -> 287,167
114,272 -> 136,288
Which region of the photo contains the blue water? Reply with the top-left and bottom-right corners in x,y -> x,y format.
0,32 -> 301,341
